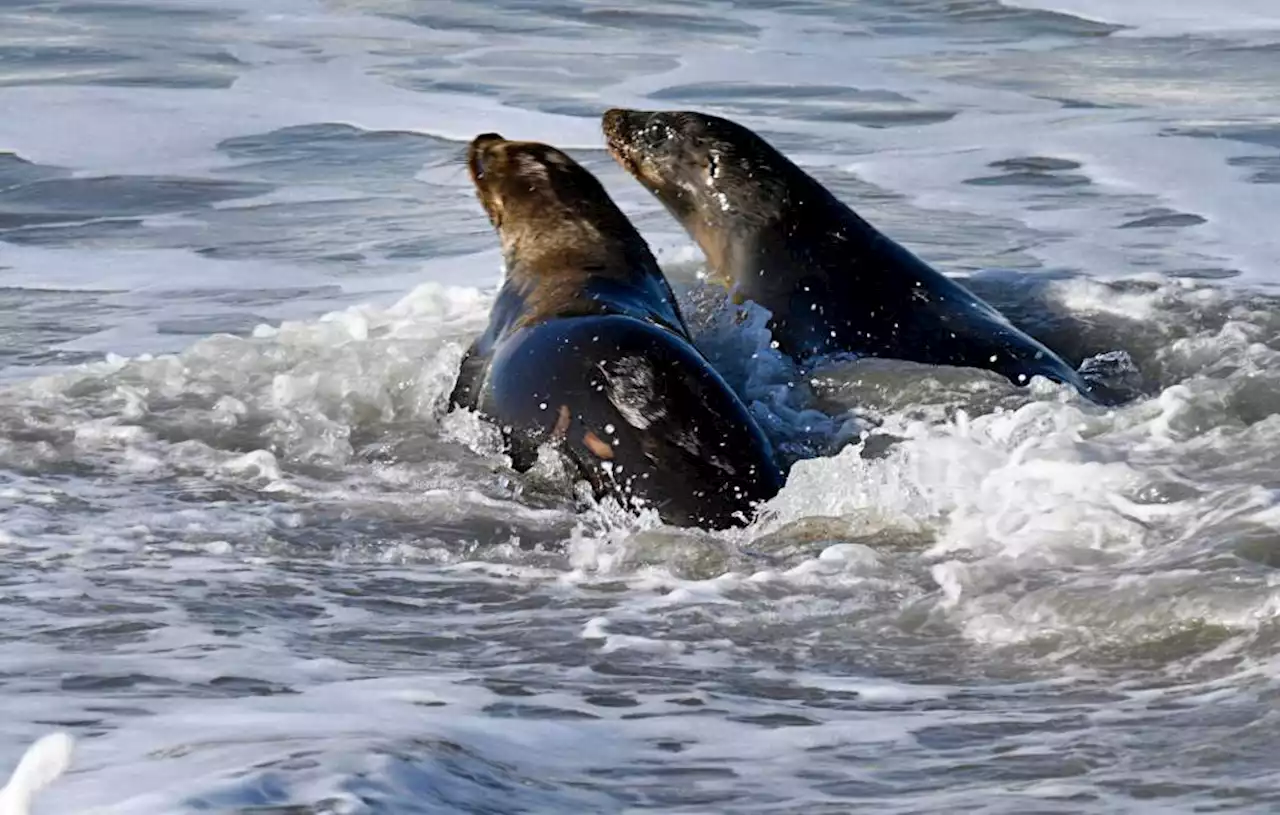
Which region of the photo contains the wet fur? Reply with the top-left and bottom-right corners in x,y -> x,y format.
449,133 -> 784,529
602,108 -> 1122,405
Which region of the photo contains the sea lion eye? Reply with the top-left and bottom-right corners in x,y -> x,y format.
470,151 -> 486,180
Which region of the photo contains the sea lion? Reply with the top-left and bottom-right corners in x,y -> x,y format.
448,133 -> 784,529
602,108 -> 1119,405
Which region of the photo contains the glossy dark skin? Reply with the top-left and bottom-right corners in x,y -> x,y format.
449,133 -> 784,529
603,108 -> 1120,405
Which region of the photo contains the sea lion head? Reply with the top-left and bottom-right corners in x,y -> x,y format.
602,109 -> 791,268
466,132 -> 682,328
467,132 -> 647,271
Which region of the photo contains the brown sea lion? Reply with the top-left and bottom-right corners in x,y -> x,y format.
448,133 -> 784,529
602,108 -> 1122,405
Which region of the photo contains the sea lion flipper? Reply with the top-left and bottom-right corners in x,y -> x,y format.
448,339 -> 490,413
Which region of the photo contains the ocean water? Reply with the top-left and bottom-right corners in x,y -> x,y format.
3,0 -> 1280,812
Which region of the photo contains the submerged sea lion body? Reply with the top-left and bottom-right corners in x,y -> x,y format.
603,108 -> 1117,404
450,133 -> 783,529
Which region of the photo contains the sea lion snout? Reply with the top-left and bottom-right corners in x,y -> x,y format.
467,132 -> 506,182
604,108 -> 682,190
601,108 -> 655,158
602,108 -> 644,139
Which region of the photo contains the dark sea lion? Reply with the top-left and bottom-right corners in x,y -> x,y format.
602,108 -> 1120,405
448,133 -> 784,529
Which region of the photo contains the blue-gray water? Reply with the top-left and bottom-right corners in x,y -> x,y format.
4,1 -> 1280,812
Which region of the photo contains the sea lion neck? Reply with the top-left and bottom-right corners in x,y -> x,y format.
708,179 -> 828,284
497,228 -> 686,335
503,226 -> 660,288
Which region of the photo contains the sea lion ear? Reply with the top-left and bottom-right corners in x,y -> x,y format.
539,146 -> 572,169
513,150 -> 551,183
